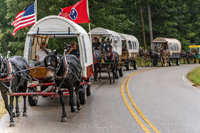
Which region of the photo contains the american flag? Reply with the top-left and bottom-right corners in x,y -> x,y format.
11,2 -> 36,36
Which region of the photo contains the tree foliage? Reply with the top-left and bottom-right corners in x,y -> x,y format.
0,0 -> 199,56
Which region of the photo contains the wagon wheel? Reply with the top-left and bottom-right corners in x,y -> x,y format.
125,62 -> 130,70
79,87 -> 86,104
86,78 -> 91,96
119,66 -> 123,77
28,87 -> 38,106
133,61 -> 137,70
176,59 -> 180,66
169,59 -> 172,66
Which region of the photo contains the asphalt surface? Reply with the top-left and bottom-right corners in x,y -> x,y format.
0,64 -> 200,133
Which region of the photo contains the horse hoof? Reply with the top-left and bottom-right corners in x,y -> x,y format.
16,112 -> 20,117
10,122 -> 15,127
12,112 -> 16,118
61,117 -> 67,122
71,106 -> 77,112
23,112 -> 27,117
77,105 -> 82,111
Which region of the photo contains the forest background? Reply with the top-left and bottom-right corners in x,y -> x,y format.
0,0 -> 199,56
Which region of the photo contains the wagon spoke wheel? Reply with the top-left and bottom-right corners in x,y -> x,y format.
28,87 -> 38,106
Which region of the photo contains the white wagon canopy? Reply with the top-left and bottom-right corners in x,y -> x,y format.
120,33 -> 139,54
89,27 -> 122,55
24,15 -> 93,78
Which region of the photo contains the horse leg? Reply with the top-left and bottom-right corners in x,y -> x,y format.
167,57 -> 169,66
59,91 -> 67,122
115,64 -> 118,79
1,92 -> 12,122
15,96 -> 20,117
22,81 -> 27,117
161,57 -> 163,66
9,96 -> 15,127
107,66 -> 111,84
147,57 -> 150,67
75,81 -> 81,110
69,86 -> 76,112
112,66 -> 115,84
99,64 -> 102,81
94,64 -> 97,82
141,57 -> 144,67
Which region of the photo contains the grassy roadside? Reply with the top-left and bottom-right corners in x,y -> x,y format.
187,66 -> 200,86
0,98 -> 7,119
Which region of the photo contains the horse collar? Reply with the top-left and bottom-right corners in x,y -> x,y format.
55,57 -> 70,80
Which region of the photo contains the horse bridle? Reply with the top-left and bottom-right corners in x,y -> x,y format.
0,56 -> 8,76
45,55 -> 70,79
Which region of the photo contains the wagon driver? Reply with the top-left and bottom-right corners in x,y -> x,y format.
92,37 -> 101,50
66,41 -> 80,59
29,41 -> 51,67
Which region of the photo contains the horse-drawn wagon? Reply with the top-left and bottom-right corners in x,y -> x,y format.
119,33 -> 139,70
151,37 -> 181,66
12,15 -> 93,122
185,44 -> 200,64
89,27 -> 124,84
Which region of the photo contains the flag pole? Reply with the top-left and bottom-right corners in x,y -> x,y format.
87,0 -> 92,43
35,0 -> 37,22
87,0 -> 90,32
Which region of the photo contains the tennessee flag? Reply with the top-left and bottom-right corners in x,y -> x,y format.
59,0 -> 90,23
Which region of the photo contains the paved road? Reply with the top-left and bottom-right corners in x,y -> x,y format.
0,64 -> 200,133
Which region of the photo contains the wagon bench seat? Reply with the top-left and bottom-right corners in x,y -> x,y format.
29,67 -> 47,79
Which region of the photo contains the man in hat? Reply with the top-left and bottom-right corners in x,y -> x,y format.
30,41 -> 51,67
36,41 -> 51,62
66,41 -> 80,59
92,37 -> 101,50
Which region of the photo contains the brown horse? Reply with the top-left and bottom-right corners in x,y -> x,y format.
139,47 -> 150,67
157,46 -> 170,67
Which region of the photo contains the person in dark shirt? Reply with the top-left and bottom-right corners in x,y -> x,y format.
92,37 -> 101,50
66,41 -> 80,59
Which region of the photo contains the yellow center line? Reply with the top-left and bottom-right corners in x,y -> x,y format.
125,68 -> 161,133
120,73 -> 151,133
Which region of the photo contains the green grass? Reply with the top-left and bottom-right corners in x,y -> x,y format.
187,67 -> 200,85
187,66 -> 200,86
0,98 -> 7,119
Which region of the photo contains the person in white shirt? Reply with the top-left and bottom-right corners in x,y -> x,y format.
29,41 -> 51,67
36,41 -> 51,62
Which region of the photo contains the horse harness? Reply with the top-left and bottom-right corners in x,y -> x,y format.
46,56 -> 81,93
0,57 -> 15,94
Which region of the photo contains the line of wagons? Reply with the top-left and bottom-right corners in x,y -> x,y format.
4,15 -> 198,126
5,15 -> 141,126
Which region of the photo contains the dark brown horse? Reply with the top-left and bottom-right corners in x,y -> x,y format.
147,47 -> 158,67
0,54 -> 28,127
44,47 -> 82,122
139,47 -> 150,67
